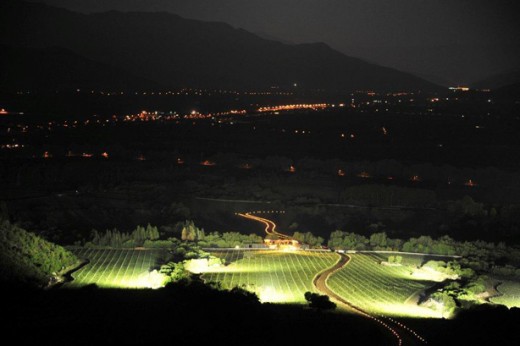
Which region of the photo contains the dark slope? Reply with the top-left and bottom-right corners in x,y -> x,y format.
494,82 -> 520,99
0,1 -> 440,92
473,70 -> 520,90
0,45 -> 160,90
0,220 -> 78,287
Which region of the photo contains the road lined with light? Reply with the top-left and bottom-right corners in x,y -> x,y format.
314,254 -> 403,345
314,253 -> 428,345
237,211 -> 291,240
236,210 -> 428,345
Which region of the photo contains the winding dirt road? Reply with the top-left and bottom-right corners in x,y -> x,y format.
314,254 -> 406,345
238,211 -> 426,345
237,212 -> 291,239
313,253 -> 350,300
314,253 -> 428,346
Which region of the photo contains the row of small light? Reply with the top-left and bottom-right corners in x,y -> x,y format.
383,315 -> 427,344
247,210 -> 286,214
325,255 -> 403,346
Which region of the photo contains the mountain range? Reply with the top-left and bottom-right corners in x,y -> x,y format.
0,1 -> 441,92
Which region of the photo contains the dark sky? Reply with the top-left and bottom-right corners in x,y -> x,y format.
35,0 -> 520,84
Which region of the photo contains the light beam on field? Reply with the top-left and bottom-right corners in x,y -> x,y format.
259,286 -> 293,303
99,270 -> 168,289
372,303 -> 446,319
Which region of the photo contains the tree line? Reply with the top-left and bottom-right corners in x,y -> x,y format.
84,220 -> 265,249
86,224 -> 160,248
329,230 -> 520,281
82,219 -> 520,281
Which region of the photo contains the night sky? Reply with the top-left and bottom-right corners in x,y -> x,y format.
34,0 -> 520,85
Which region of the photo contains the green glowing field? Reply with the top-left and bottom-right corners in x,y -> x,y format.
187,250 -> 338,303
327,253 -> 444,318
490,280 -> 520,308
65,248 -> 450,318
66,248 -> 166,289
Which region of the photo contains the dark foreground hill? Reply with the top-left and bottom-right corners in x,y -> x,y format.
3,282 -> 520,345
4,284 -> 387,345
0,1 -> 439,92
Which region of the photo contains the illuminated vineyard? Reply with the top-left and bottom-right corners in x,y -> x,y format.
188,250 -> 338,303
66,247 -> 456,319
66,248 -> 166,289
327,253 -> 444,318
490,280 -> 520,308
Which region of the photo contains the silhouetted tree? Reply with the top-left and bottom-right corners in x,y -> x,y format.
304,292 -> 336,310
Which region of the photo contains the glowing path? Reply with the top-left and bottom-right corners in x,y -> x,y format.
237,211 -> 292,240
314,253 -> 428,346
237,210 -> 427,345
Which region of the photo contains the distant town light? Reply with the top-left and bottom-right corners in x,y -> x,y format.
201,160 -> 216,166
465,179 -> 477,187
410,175 -> 422,182
449,86 -> 470,92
